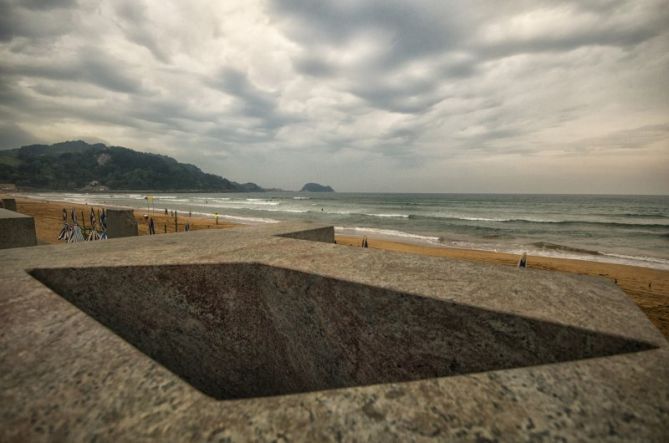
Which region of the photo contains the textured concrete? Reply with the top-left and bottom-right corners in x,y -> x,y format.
276,225 -> 334,243
1,223 -> 668,441
1,198 -> 17,211
0,208 -> 36,249
105,208 -> 138,238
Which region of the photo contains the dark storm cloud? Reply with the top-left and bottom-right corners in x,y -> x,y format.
351,84 -> 444,115
0,121 -> 39,149
268,1 -> 473,114
0,0 -> 667,192
293,56 -> 338,78
0,82 -> 143,130
112,0 -> 171,62
1,47 -> 142,93
270,0 -> 464,68
271,0 -> 667,116
478,18 -> 663,60
210,68 -> 298,132
21,0 -> 78,10
0,1 -> 76,41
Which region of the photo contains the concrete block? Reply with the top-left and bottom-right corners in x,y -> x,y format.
0,208 -> 37,249
276,226 -> 335,243
1,222 -> 667,441
105,209 -> 138,239
1,198 -> 17,211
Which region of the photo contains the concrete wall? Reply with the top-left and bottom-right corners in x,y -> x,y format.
1,198 -> 17,211
106,209 -> 138,239
276,226 -> 335,243
0,208 -> 37,249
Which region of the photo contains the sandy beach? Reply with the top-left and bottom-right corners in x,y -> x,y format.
8,196 -> 239,245
4,195 -> 668,338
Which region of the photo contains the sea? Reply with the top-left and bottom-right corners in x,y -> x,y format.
25,192 -> 669,270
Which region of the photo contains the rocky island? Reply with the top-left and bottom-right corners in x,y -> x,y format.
300,183 -> 335,192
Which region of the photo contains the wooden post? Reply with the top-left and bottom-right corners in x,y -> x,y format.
174,210 -> 178,232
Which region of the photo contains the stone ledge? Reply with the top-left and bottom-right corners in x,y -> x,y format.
1,223 -> 667,441
0,208 -> 36,249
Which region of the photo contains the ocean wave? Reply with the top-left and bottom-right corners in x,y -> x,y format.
364,213 -> 410,219
335,226 -> 440,243
504,218 -> 669,228
188,210 -> 278,224
217,214 -> 279,224
593,212 -> 669,219
408,214 -> 520,223
334,225 -> 669,270
264,208 -> 309,214
531,241 -> 601,256
238,199 -> 280,206
293,196 -> 311,200
599,252 -> 669,268
405,213 -> 669,228
201,203 -> 307,214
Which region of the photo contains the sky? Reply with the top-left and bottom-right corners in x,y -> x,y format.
0,0 -> 668,194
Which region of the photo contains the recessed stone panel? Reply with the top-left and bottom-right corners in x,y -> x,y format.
30,263 -> 654,400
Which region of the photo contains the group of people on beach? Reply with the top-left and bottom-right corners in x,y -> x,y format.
144,209 -> 191,235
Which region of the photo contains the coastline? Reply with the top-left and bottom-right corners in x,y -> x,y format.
334,225 -> 669,271
4,193 -> 668,338
15,190 -> 669,271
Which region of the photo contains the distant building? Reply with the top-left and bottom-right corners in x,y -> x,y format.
81,180 -> 109,192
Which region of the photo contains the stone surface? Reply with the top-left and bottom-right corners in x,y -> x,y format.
1,198 -> 17,211
276,225 -> 334,243
1,223 -> 668,441
0,208 -> 36,249
105,208 -> 138,238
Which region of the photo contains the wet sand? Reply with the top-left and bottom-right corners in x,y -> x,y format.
336,235 -> 669,338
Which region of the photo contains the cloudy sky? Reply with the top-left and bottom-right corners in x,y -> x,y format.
1,0 -> 668,193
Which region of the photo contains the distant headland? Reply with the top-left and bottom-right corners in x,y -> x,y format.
300,183 -> 335,192
0,140 -> 263,192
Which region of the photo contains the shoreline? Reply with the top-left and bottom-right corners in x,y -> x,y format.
4,193 -> 668,337
334,226 -> 669,271
14,191 -> 669,271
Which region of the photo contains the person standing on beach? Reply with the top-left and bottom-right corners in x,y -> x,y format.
518,252 -> 527,268
149,217 -> 156,235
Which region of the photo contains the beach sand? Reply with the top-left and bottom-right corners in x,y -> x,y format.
9,196 -> 238,245
3,195 -> 668,339
336,235 -> 669,338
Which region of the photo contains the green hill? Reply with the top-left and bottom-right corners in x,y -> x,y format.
0,141 -> 263,192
